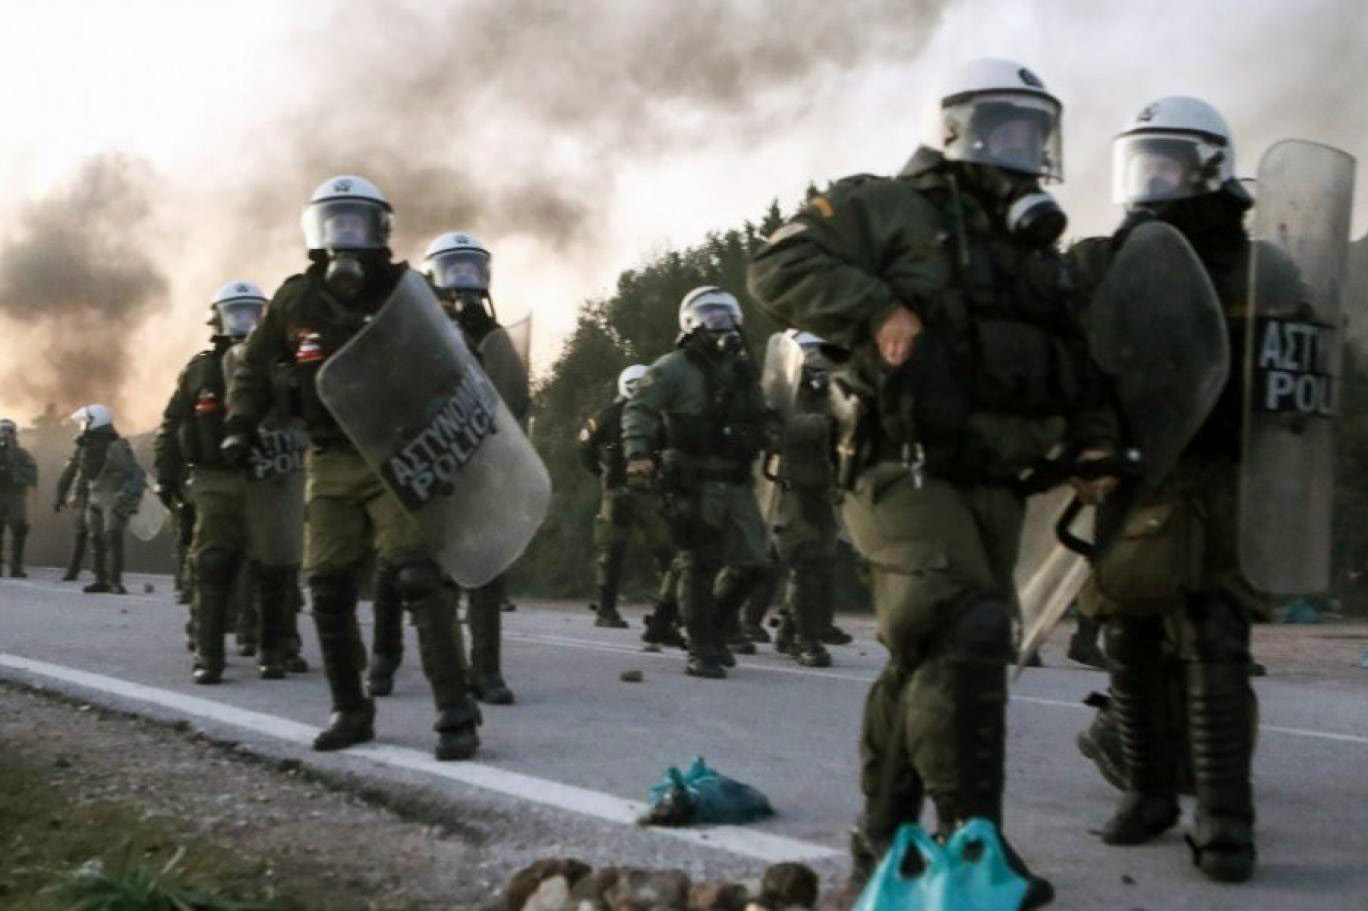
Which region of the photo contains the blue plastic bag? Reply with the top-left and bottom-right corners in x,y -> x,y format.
1275,597 -> 1321,624
852,819 -> 1029,911
642,757 -> 774,826
1359,646 -> 1368,669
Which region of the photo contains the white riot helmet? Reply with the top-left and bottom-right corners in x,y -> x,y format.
785,329 -> 829,367
678,286 -> 743,334
423,232 -> 492,296
1112,96 -> 1235,206
940,58 -> 1063,181
617,364 -> 649,398
71,404 -> 113,432
210,280 -> 267,339
300,175 -> 393,252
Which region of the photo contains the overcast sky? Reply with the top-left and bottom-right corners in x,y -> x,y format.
0,0 -> 1364,431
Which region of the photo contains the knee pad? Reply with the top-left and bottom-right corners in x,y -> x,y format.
950,593 -> 1012,661
196,547 -> 239,586
1185,594 -> 1251,663
395,559 -> 444,603
1103,615 -> 1166,666
308,572 -> 357,613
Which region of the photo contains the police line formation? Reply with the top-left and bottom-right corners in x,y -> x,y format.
0,58 -> 1356,908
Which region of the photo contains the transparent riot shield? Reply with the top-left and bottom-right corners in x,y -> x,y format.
1013,489 -> 1092,675
1089,221 -> 1229,487
1241,139 -> 1356,594
316,269 -> 551,588
479,314 -> 532,423
754,332 -> 805,525
127,486 -> 169,542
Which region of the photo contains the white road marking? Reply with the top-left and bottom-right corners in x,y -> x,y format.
506,631 -> 1368,747
0,653 -> 840,864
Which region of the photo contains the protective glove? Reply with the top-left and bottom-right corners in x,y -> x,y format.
154,481 -> 179,509
219,414 -> 258,469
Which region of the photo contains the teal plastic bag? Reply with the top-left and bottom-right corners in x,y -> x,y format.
642,757 -> 775,826
1359,646 -> 1368,669
1276,597 -> 1321,624
852,820 -> 1029,911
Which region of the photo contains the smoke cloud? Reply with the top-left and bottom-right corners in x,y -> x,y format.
0,154 -> 167,421
227,0 -> 950,266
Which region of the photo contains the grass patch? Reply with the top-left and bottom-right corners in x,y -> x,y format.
0,752 -> 283,911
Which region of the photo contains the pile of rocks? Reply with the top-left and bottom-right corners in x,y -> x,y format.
504,858 -> 822,911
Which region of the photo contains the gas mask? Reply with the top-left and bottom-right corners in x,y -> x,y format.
325,250 -> 367,299
962,165 -> 1067,247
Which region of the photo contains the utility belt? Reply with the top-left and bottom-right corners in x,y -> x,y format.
660,449 -> 752,489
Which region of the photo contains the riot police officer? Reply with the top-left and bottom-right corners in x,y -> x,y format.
1072,97 -> 1268,883
622,286 -> 774,679
0,419 -> 37,577
577,365 -> 679,631
749,59 -> 1122,906
224,177 -> 481,760
67,405 -> 146,595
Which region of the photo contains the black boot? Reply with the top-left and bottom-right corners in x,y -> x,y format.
790,559 -> 834,667
106,531 -> 127,595
402,563 -> 481,760
468,579 -> 515,705
933,596 -> 1054,910
310,574 -> 375,751
282,568 -> 308,672
9,523 -> 29,577
1068,615 -> 1108,669
367,562 -> 404,696
1184,598 -> 1257,883
256,564 -> 291,680
741,566 -> 778,642
1099,617 -> 1180,846
593,542 -> 629,628
62,527 -> 87,581
192,548 -> 238,685
1075,692 -> 1126,792
83,528 -> 110,593
716,566 -> 766,657
641,598 -> 686,650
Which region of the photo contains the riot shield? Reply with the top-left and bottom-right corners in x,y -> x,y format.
754,332 -> 805,525
1013,489 -> 1092,675
316,269 -> 551,588
1088,221 -> 1229,486
1240,139 -> 1356,593
127,486 -> 169,542
479,314 -> 532,423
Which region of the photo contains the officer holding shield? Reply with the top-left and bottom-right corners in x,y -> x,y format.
224,177 -> 482,760
67,405 -> 145,595
156,282 -> 274,683
749,59 -> 1121,906
1072,97 -> 1310,883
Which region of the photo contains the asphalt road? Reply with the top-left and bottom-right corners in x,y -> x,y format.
3,567 -> 1367,910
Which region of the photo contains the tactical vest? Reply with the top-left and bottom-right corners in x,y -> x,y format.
877,169 -> 1086,472
1187,238 -> 1250,460
664,345 -> 768,469
781,372 -> 836,490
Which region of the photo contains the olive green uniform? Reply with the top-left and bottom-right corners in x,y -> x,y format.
0,439 -> 37,576
766,372 -> 841,664
622,335 -> 772,674
748,148 -> 1115,846
227,260 -> 479,754
72,427 -> 145,593
1070,222 -> 1264,873
54,445 -> 89,580
157,338 -> 311,680
578,393 -> 678,628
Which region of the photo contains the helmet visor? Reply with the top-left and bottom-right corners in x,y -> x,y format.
216,299 -> 264,338
302,199 -> 390,250
693,303 -> 740,332
1112,133 -> 1222,205
943,91 -> 1063,180
428,249 -> 491,293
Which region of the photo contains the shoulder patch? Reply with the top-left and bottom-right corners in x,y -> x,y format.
808,196 -> 835,218
766,222 -> 809,245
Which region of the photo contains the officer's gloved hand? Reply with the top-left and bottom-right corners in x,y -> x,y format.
625,457 -> 656,491
154,481 -> 179,509
219,414 -> 258,469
